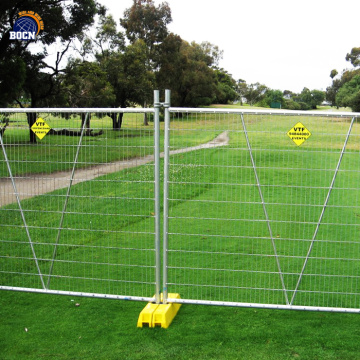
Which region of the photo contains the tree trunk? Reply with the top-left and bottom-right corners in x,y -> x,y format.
0,120 -> 9,137
110,113 -> 123,130
48,128 -> 103,136
118,113 -> 123,129
27,112 -> 37,143
143,101 -> 149,126
110,113 -> 117,129
81,113 -> 91,134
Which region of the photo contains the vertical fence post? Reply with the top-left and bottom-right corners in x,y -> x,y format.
154,90 -> 161,304
162,89 -> 171,304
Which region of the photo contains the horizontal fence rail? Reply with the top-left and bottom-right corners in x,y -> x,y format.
163,106 -> 360,312
0,105 -> 160,302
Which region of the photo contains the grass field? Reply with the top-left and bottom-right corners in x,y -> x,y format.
1,290 -> 360,360
1,108 -> 360,359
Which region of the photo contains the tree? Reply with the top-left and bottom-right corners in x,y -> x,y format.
120,0 -> 171,122
198,41 -> 223,68
298,87 -> 312,109
0,0 -> 101,142
283,90 -> 295,98
155,33 -> 184,104
22,50 -> 65,142
59,59 -> 115,133
178,41 -> 218,107
283,99 -> 301,110
0,0 -> 100,106
156,35 -> 219,107
261,89 -> 284,108
297,87 -> 325,109
327,70 -> 341,107
330,69 -> 338,79
0,56 -> 26,107
0,0 -> 99,62
326,78 -> 341,107
62,59 -> 115,108
326,68 -> 360,108
311,89 -> 326,108
243,82 -> 267,106
91,14 -> 154,128
93,14 -> 125,57
71,11 -> 156,129
236,79 -> 247,105
336,75 -> 360,112
120,0 -> 172,60
327,47 -> 360,109
213,69 -> 237,104
345,47 -> 360,68
99,39 -> 155,128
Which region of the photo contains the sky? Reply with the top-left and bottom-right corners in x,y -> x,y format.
97,0 -> 359,93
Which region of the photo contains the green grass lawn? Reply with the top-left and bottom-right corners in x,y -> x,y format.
1,290 -> 360,360
1,109 -> 360,359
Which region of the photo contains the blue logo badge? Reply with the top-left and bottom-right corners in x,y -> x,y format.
10,11 -> 44,41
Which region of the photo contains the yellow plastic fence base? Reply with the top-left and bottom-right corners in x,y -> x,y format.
137,293 -> 181,328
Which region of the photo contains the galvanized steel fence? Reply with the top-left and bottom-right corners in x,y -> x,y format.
1,90 -> 360,313
163,100 -> 360,312
0,100 -> 160,303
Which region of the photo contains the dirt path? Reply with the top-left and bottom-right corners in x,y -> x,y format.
0,131 -> 229,206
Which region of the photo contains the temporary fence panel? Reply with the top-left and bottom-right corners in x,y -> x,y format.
0,104 -> 161,303
163,107 -> 360,312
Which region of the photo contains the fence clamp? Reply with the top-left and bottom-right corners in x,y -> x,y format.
154,102 -> 170,109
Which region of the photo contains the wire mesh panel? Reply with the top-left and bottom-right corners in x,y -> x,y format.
164,108 -> 360,312
0,108 -> 158,301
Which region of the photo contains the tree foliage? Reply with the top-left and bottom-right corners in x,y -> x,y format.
120,0 -> 172,60
263,89 -> 284,108
326,69 -> 360,108
330,69 -> 338,79
326,47 -> 360,109
156,35 -> 220,107
345,47 -> 360,68
243,83 -> 267,105
0,56 -> 26,107
236,79 -> 247,105
294,88 -> 325,110
336,75 -> 360,112
310,89 -> 326,109
94,15 -> 125,56
212,69 -> 237,104
61,59 -> 115,108
0,0 -> 100,106
119,0 -> 171,124
0,0 -> 100,142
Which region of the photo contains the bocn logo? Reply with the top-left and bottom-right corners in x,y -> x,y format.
9,11 -> 44,41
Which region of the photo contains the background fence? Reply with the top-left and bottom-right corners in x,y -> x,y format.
163,106 -> 360,312
0,106 -> 159,302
